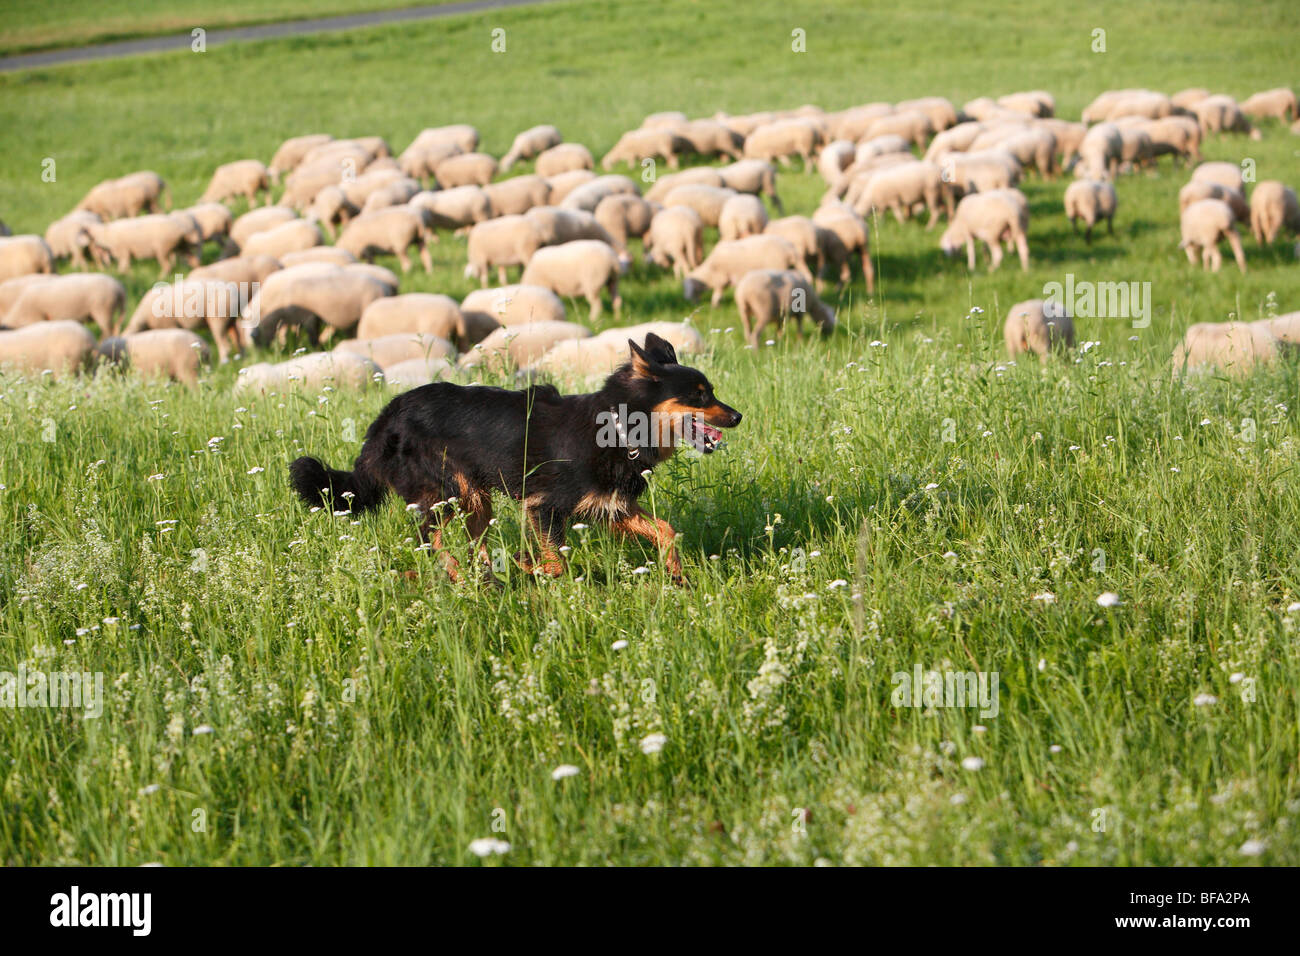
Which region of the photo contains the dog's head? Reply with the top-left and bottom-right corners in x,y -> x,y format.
617,332 -> 742,454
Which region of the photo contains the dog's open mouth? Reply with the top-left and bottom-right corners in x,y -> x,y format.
681,417 -> 724,454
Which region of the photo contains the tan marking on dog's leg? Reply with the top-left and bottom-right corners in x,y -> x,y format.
612,507 -> 684,585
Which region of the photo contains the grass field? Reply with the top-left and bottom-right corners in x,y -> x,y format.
2,0 -> 1300,865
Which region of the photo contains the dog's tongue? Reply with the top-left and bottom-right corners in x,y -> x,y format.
683,419 -> 723,453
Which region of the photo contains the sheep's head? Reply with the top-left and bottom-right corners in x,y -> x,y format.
938,226 -> 962,257
681,277 -> 705,302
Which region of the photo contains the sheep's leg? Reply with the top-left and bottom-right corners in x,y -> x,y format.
987,240 -> 1004,272
1226,230 -> 1247,273
395,247 -> 411,273
587,291 -> 603,322
419,239 -> 433,273
496,265 -> 508,286
711,287 -> 724,308
611,507 -> 684,586
739,305 -> 754,344
861,251 -> 875,294
966,239 -> 977,271
1015,233 -> 1030,271
607,273 -> 622,317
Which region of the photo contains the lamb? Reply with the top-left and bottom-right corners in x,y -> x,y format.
1172,322 -> 1279,377
717,159 -> 784,213
643,206 -> 704,277
1179,199 -> 1247,273
380,356 -> 456,388
1003,299 -> 1074,359
939,189 -> 1030,272
535,143 -> 595,177
230,206 -> 298,250
1192,161 -> 1245,195
357,293 -> 476,343
545,169 -> 598,203
811,202 -> 875,293
461,284 -> 564,332
457,320 -> 591,371
44,211 -> 100,268
4,274 -> 126,336
124,278 -> 248,360
268,134 -> 333,181
1249,180 -> 1300,244
1241,87 -> 1297,123
1076,123 -> 1122,180
1178,180 -> 1248,221
519,239 -> 622,320
678,120 -> 745,161
240,219 -> 324,261
593,194 -> 656,258
601,128 -> 694,170
0,236 -> 55,281
854,161 -> 953,227
1063,179 -> 1117,242
482,175 -> 552,216
76,171 -> 169,219
718,194 -> 769,241
644,167 -> 725,202
0,321 -> 96,379
0,275 -> 57,323
242,267 -> 391,345
683,234 -> 811,305
743,118 -> 823,168
662,184 -> 738,228
201,160 -> 272,205
434,152 -> 499,188
465,216 -> 544,286
234,352 -> 381,394
558,175 -> 640,213
336,205 -> 434,273
734,269 -> 836,345
410,186 -> 495,229
97,329 -> 209,386
500,125 -> 563,171
335,331 -> 456,369
84,216 -> 198,276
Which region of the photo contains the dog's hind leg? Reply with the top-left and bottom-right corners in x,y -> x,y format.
612,507 -> 684,586
516,504 -> 567,578
462,492 -> 503,587
414,502 -> 463,583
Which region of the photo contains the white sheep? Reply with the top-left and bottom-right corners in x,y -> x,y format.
1179,199 -> 1246,273
0,236 -> 55,281
465,215 -> 544,286
520,240 -> 622,320
501,125 -> 563,171
718,195 -> 769,241
643,206 -> 704,277
1249,180 -> 1300,244
1172,322 -> 1279,377
4,274 -> 126,336
234,351 -> 381,394
1003,299 -> 1074,359
461,284 -> 566,331
97,329 -> 209,386
939,189 -> 1030,271
683,235 -> 810,305
1063,180 -> 1117,242
0,320 -> 97,379
458,320 -> 591,372
734,269 -> 836,345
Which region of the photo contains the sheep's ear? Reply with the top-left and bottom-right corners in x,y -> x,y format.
628,339 -> 663,380
641,332 -> 678,367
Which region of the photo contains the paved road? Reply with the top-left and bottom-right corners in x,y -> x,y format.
0,0 -> 563,73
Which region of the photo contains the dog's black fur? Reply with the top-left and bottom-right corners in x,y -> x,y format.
289,333 -> 741,584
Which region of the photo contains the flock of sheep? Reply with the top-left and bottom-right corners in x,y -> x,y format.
0,82 -> 1298,391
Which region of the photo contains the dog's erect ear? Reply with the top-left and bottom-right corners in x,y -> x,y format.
641,332 -> 678,367
628,338 -> 663,380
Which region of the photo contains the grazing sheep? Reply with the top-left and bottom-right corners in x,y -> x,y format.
924,121 -> 986,160
812,202 -> 875,293
734,269 -> 836,345
407,125 -> 480,155
678,120 -> 745,161
1192,160 -> 1245,195
997,91 -> 1055,118
717,159 -> 784,213
1249,180 -> 1300,244
855,160 -> 953,227
84,216 -> 198,276
268,134 -> 333,180
1141,116 -> 1203,165
1194,95 -> 1259,139
183,203 -> 234,246
1241,87 -> 1297,123
1076,123 -> 1122,180
1063,179 -> 1117,242
1003,299 -> 1074,359
1037,118 -> 1088,167
336,331 -> 456,369
0,320 -> 97,379
558,175 -> 640,213
0,236 -> 55,281
242,267 -> 391,345
381,356 -> 456,388
524,207 -> 619,251
1253,312 -> 1300,345
123,277 -> 245,361
434,152 -> 498,188
939,189 -> 1030,271
398,140 -> 464,182
818,140 -> 858,187
527,321 -> 703,379
536,143 -> 595,177
359,176 -> 421,214
98,329 -> 209,386
466,215 -> 544,286
482,175 -> 552,216
896,96 -> 959,132
683,234 -> 810,305
501,125 -> 563,171
829,103 -> 894,142
201,160 -> 272,205
643,206 -> 704,277
357,293 -> 472,343
234,351 -> 381,394
1172,322 -> 1279,377
862,109 -> 933,150
1116,126 -> 1155,169
1179,199 -> 1247,273
461,284 -> 564,332
410,186 -> 495,229
0,274 -> 57,323
934,149 -> 1022,194
44,211 -> 100,268
76,171 -> 169,219
593,194 -> 656,258
743,118 -> 823,168
4,274 -> 126,336
718,194 -> 769,241
1178,180 -> 1248,221
190,254 -> 282,286
240,218 -> 324,261
457,320 -> 591,371
545,169 -> 598,203
1104,90 -> 1173,122
601,128 -> 693,171
644,167 -> 725,202
230,206 -> 298,250
662,184 -> 738,228
336,205 -> 434,273
520,240 -> 622,320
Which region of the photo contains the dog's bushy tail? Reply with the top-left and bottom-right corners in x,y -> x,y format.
289,456 -> 387,515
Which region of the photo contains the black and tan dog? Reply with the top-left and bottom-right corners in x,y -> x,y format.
289,333 -> 741,585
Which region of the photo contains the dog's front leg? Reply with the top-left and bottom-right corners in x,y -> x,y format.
614,508 -> 685,586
